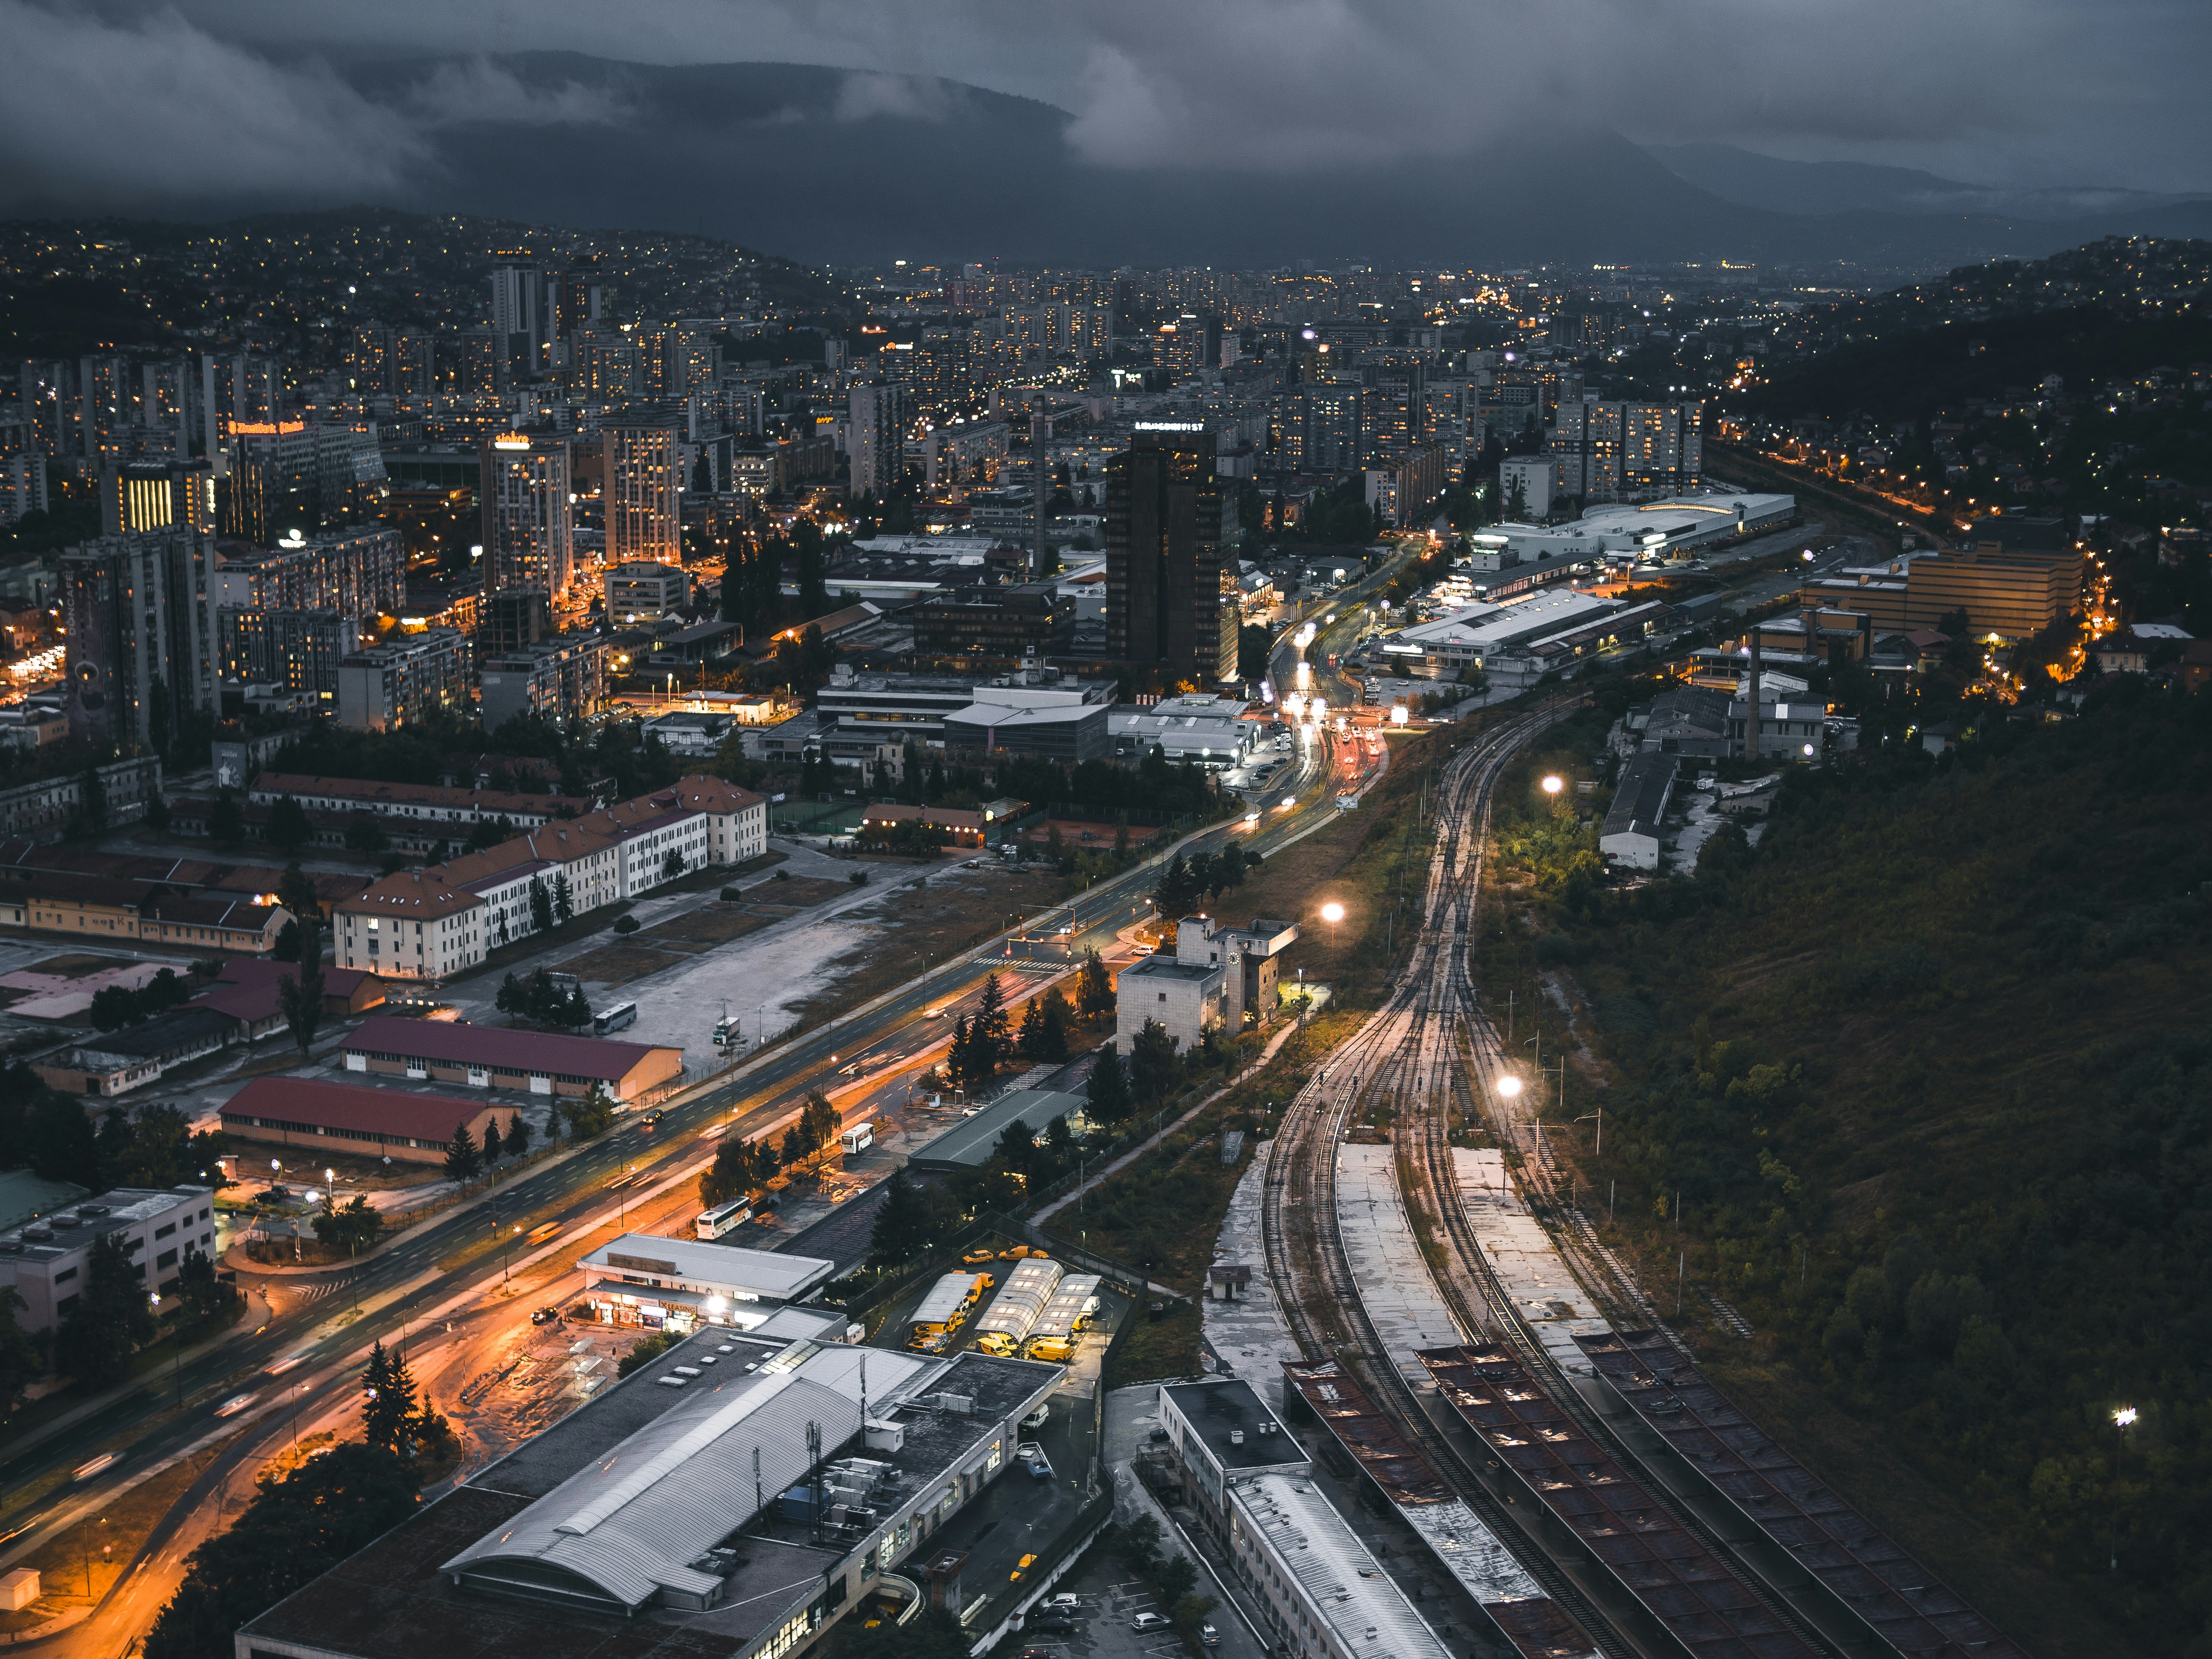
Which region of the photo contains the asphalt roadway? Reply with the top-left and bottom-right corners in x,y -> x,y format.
0,564 -> 1426,1597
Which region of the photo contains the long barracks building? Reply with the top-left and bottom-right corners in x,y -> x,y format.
331,774 -> 765,981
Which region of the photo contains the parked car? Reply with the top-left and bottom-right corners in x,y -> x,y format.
1130,1613 -> 1169,1632
1200,1624 -> 1220,1647
1044,1593 -> 1080,1612
1022,1403 -> 1050,1430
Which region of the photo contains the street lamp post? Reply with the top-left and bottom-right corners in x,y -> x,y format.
2112,1406 -> 2136,1571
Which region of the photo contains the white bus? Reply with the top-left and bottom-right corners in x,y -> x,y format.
697,1196 -> 753,1239
594,1002 -> 638,1036
840,1123 -> 874,1157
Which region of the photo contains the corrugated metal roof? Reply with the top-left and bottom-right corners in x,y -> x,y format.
976,1257 -> 1064,1339
911,1272 -> 982,1327
441,1367 -> 869,1611
1033,1273 -> 1101,1340
1231,1473 -> 1454,1659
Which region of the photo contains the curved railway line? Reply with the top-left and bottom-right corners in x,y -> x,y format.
1261,704 -> 1652,1659
1258,701 -> 1843,1659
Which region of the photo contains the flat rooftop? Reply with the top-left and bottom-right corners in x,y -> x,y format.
1232,1471 -> 1454,1659
1119,956 -> 1219,984
0,1185 -> 205,1261
1163,1378 -> 1309,1472
579,1233 -> 837,1303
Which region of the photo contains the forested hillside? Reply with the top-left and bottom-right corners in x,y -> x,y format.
1531,678 -> 2212,1657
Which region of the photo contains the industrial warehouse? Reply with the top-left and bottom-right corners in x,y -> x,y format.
234,1322 -> 1062,1659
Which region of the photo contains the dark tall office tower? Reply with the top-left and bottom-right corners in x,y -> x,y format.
488,264 -> 554,381
1106,422 -> 1233,683
61,530 -> 222,744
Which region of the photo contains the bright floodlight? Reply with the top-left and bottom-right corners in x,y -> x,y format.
2115,1406 -> 2138,1427
1497,1075 -> 1523,1097
1321,902 -> 1345,924
1391,705 -> 1409,727
1541,774 -> 1564,795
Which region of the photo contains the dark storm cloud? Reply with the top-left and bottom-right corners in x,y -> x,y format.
2,0 -> 2206,212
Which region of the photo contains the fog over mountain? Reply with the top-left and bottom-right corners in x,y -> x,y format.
4,26 -> 2209,272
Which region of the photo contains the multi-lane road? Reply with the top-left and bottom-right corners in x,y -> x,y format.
0,550 -> 1425,1646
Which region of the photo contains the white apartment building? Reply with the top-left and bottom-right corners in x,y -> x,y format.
0,1187 -> 217,1333
332,776 -> 767,980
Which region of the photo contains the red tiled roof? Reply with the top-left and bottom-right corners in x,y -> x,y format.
341,1015 -> 676,1080
220,1076 -> 496,1143
216,958 -> 380,998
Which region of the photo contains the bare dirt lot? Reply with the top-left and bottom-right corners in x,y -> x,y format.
784,865 -> 1070,1026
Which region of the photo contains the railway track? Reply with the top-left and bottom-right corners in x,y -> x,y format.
1259,704 -> 1647,1659
1260,699 -> 1846,1659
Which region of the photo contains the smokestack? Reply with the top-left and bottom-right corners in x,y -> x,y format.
1031,392 -> 1049,581
1745,626 -> 1762,763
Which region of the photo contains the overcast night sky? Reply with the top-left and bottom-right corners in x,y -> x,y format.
3,0 -> 2209,256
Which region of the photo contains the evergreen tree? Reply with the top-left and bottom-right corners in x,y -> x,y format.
276,862 -> 322,922
1077,950 -> 1115,1020
360,1340 -> 418,1457
868,1169 -> 935,1266
53,1232 -> 157,1387
175,1244 -> 230,1324
552,870 -> 574,924
564,983 -> 593,1028
265,795 -> 313,854
949,1015 -> 971,1087
1085,1046 -> 1131,1124
505,1112 -> 529,1154
208,789 -> 244,845
1037,989 -> 1072,1063
445,1124 -> 481,1182
974,973 -> 1010,1066
481,1117 -> 504,1162
1017,995 -> 1046,1059
529,876 -> 554,933
992,1118 -> 1036,1178
278,920 -> 325,1058
144,1444 -> 419,1659
496,972 -> 525,1016
1129,1018 -> 1180,1105
0,1285 -> 41,1417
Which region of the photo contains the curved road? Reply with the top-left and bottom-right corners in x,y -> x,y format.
0,549 -> 1426,1649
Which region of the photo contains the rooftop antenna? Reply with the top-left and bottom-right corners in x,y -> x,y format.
807,1420 -> 825,1544
753,1445 -> 762,1519
1031,391 -> 1049,580
1745,625 -> 1762,763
